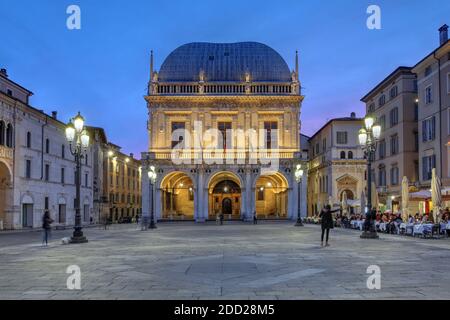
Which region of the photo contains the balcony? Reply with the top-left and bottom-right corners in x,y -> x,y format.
151,149 -> 297,162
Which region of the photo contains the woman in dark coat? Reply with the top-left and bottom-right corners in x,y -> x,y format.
319,205 -> 339,247
42,211 -> 54,246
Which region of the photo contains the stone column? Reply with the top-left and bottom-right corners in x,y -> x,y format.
141,168 -> 150,220
245,169 -> 252,221
155,184 -> 162,220
289,181 -> 297,220
196,169 -> 205,223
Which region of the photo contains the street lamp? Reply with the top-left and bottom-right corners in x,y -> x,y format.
65,112 -> 90,244
358,114 -> 381,239
148,165 -> 157,229
294,164 -> 304,227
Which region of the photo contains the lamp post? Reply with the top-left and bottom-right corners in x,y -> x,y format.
295,164 -> 304,226
148,165 -> 157,229
65,112 -> 90,244
358,115 -> 381,239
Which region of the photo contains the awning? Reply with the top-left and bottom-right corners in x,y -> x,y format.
409,188 -> 450,199
409,190 -> 431,199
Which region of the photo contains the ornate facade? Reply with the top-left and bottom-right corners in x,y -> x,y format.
307,113 -> 366,215
141,42 -> 307,222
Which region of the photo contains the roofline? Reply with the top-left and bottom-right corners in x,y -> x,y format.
0,74 -> 34,96
300,133 -> 311,139
309,118 -> 363,141
360,66 -> 413,102
0,91 -> 69,128
412,39 -> 450,71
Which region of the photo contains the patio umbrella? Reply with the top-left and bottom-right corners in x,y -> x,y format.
371,182 -> 379,211
341,191 -> 348,217
401,176 -> 409,222
360,190 -> 366,215
431,168 -> 442,223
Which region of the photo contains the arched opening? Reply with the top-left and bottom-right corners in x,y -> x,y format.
340,189 -> 355,201
255,172 -> 289,219
21,194 -> 34,228
0,121 -> 5,145
208,172 -> 242,220
6,124 -> 13,148
160,172 -> 194,220
340,151 -> 346,159
0,162 -> 12,228
348,151 -> 353,159
57,197 -> 67,224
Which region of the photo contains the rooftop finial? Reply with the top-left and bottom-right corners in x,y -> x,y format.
295,50 -> 299,80
150,50 -> 154,81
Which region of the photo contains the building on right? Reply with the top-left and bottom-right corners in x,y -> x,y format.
361,67 -> 419,212
361,25 -> 450,215
412,24 -> 450,200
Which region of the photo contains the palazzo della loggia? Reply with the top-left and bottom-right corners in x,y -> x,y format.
141,42 -> 307,222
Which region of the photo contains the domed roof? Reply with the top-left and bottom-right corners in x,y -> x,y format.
158,42 -> 292,82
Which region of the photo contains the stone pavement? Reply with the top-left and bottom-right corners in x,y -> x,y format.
1,222 -> 450,300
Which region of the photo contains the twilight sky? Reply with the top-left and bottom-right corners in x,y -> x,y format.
0,0 -> 449,156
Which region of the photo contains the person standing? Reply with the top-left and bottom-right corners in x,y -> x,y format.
253,212 -> 258,225
319,205 -> 338,247
42,211 -> 54,246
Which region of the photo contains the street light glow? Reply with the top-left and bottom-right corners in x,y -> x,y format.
80,130 -> 90,148
364,116 -> 374,130
73,112 -> 85,133
65,123 -> 75,143
372,124 -> 381,140
358,128 -> 368,146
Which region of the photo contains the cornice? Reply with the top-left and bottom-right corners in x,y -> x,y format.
145,95 -> 304,104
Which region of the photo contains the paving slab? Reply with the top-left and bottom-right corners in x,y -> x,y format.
1,223 -> 450,299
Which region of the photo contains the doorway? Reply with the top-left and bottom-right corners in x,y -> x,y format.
222,198 -> 232,215
22,204 -> 33,228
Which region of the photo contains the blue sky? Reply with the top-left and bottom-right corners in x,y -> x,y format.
0,0 -> 449,156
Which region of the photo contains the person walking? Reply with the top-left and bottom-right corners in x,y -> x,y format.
220,212 -> 224,225
253,212 -> 258,225
42,211 -> 54,247
319,205 -> 338,247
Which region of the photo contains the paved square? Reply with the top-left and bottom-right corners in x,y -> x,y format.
1,222 -> 450,300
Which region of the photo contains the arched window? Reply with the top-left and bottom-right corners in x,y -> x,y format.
378,95 -> 386,107
6,124 -> 13,148
390,86 -> 398,99
26,131 -> 31,148
340,151 -> 346,159
45,139 -> 50,154
0,121 -> 5,145
348,151 -> 353,159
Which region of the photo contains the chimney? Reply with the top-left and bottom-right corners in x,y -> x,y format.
0,68 -> 8,78
350,112 -> 356,119
439,24 -> 448,46
51,111 -> 57,120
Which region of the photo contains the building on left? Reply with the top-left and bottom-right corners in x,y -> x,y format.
0,69 -> 141,230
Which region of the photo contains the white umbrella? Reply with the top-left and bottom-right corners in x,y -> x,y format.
371,182 -> 379,211
431,168 -> 442,223
360,190 -> 366,215
341,191 -> 348,217
401,176 -> 409,222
